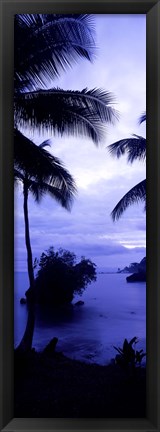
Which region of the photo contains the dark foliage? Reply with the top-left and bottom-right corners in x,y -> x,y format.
111,179 -> 146,221
108,113 -> 146,220
14,14 -> 96,92
108,135 -> 146,163
114,337 -> 146,370
14,88 -> 118,145
14,349 -> 146,418
14,14 -> 118,144
139,112 -> 146,124
14,129 -> 77,210
26,247 -> 97,305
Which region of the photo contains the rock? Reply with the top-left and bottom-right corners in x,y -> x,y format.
126,272 -> 146,282
43,337 -> 58,355
20,298 -> 26,304
74,300 -> 84,306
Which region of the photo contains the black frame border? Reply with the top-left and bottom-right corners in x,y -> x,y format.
0,0 -> 160,431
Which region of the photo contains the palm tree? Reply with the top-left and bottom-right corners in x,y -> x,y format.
14,129 -> 77,352
14,14 -> 118,146
14,14 -> 118,351
108,113 -> 146,221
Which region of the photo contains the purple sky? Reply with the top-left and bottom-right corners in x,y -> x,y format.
14,14 -> 146,272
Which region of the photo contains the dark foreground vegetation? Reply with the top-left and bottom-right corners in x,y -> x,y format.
14,348 -> 146,418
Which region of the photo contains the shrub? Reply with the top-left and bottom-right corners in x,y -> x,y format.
113,337 -> 146,370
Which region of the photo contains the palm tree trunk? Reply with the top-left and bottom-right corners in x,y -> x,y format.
16,302 -> 35,353
16,182 -> 35,353
23,182 -> 35,289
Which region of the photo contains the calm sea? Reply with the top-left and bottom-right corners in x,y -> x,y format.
14,272 -> 146,365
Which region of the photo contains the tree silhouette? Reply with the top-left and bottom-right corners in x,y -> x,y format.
108,114 -> 146,221
14,14 -> 118,351
14,14 -> 118,147
14,129 -> 76,352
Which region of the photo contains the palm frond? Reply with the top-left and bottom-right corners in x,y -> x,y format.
14,168 -> 25,184
15,14 -> 96,91
14,129 -> 77,205
139,112 -> 146,124
108,135 -> 146,163
14,88 -> 118,144
28,179 -> 74,210
39,139 -> 51,149
16,14 -> 95,29
111,179 -> 146,221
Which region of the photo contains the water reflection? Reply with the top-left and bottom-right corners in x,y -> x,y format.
35,303 -> 83,327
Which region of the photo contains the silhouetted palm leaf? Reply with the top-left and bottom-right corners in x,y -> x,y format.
14,129 -> 77,208
14,168 -> 24,183
28,180 -> 74,210
39,139 -> 51,149
15,14 -> 96,91
109,113 -> 146,220
111,180 -> 146,221
14,88 -> 118,144
139,112 -> 146,124
108,135 -> 146,163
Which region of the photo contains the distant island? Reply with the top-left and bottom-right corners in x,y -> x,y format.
98,271 -> 117,274
117,257 -> 146,282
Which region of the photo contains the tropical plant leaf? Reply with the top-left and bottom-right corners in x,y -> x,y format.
14,168 -> 24,182
135,351 -> 146,364
15,129 -> 76,185
15,14 -> 96,91
14,129 -> 77,208
141,353 -> 146,358
113,346 -> 123,355
139,112 -> 146,124
123,339 -> 129,352
39,139 -> 51,149
108,135 -> 146,163
28,179 -> 74,210
14,88 -> 118,144
129,336 -> 138,346
111,180 -> 146,221
109,111 -> 146,221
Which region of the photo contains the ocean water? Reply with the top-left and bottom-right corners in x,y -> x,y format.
14,272 -> 146,365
